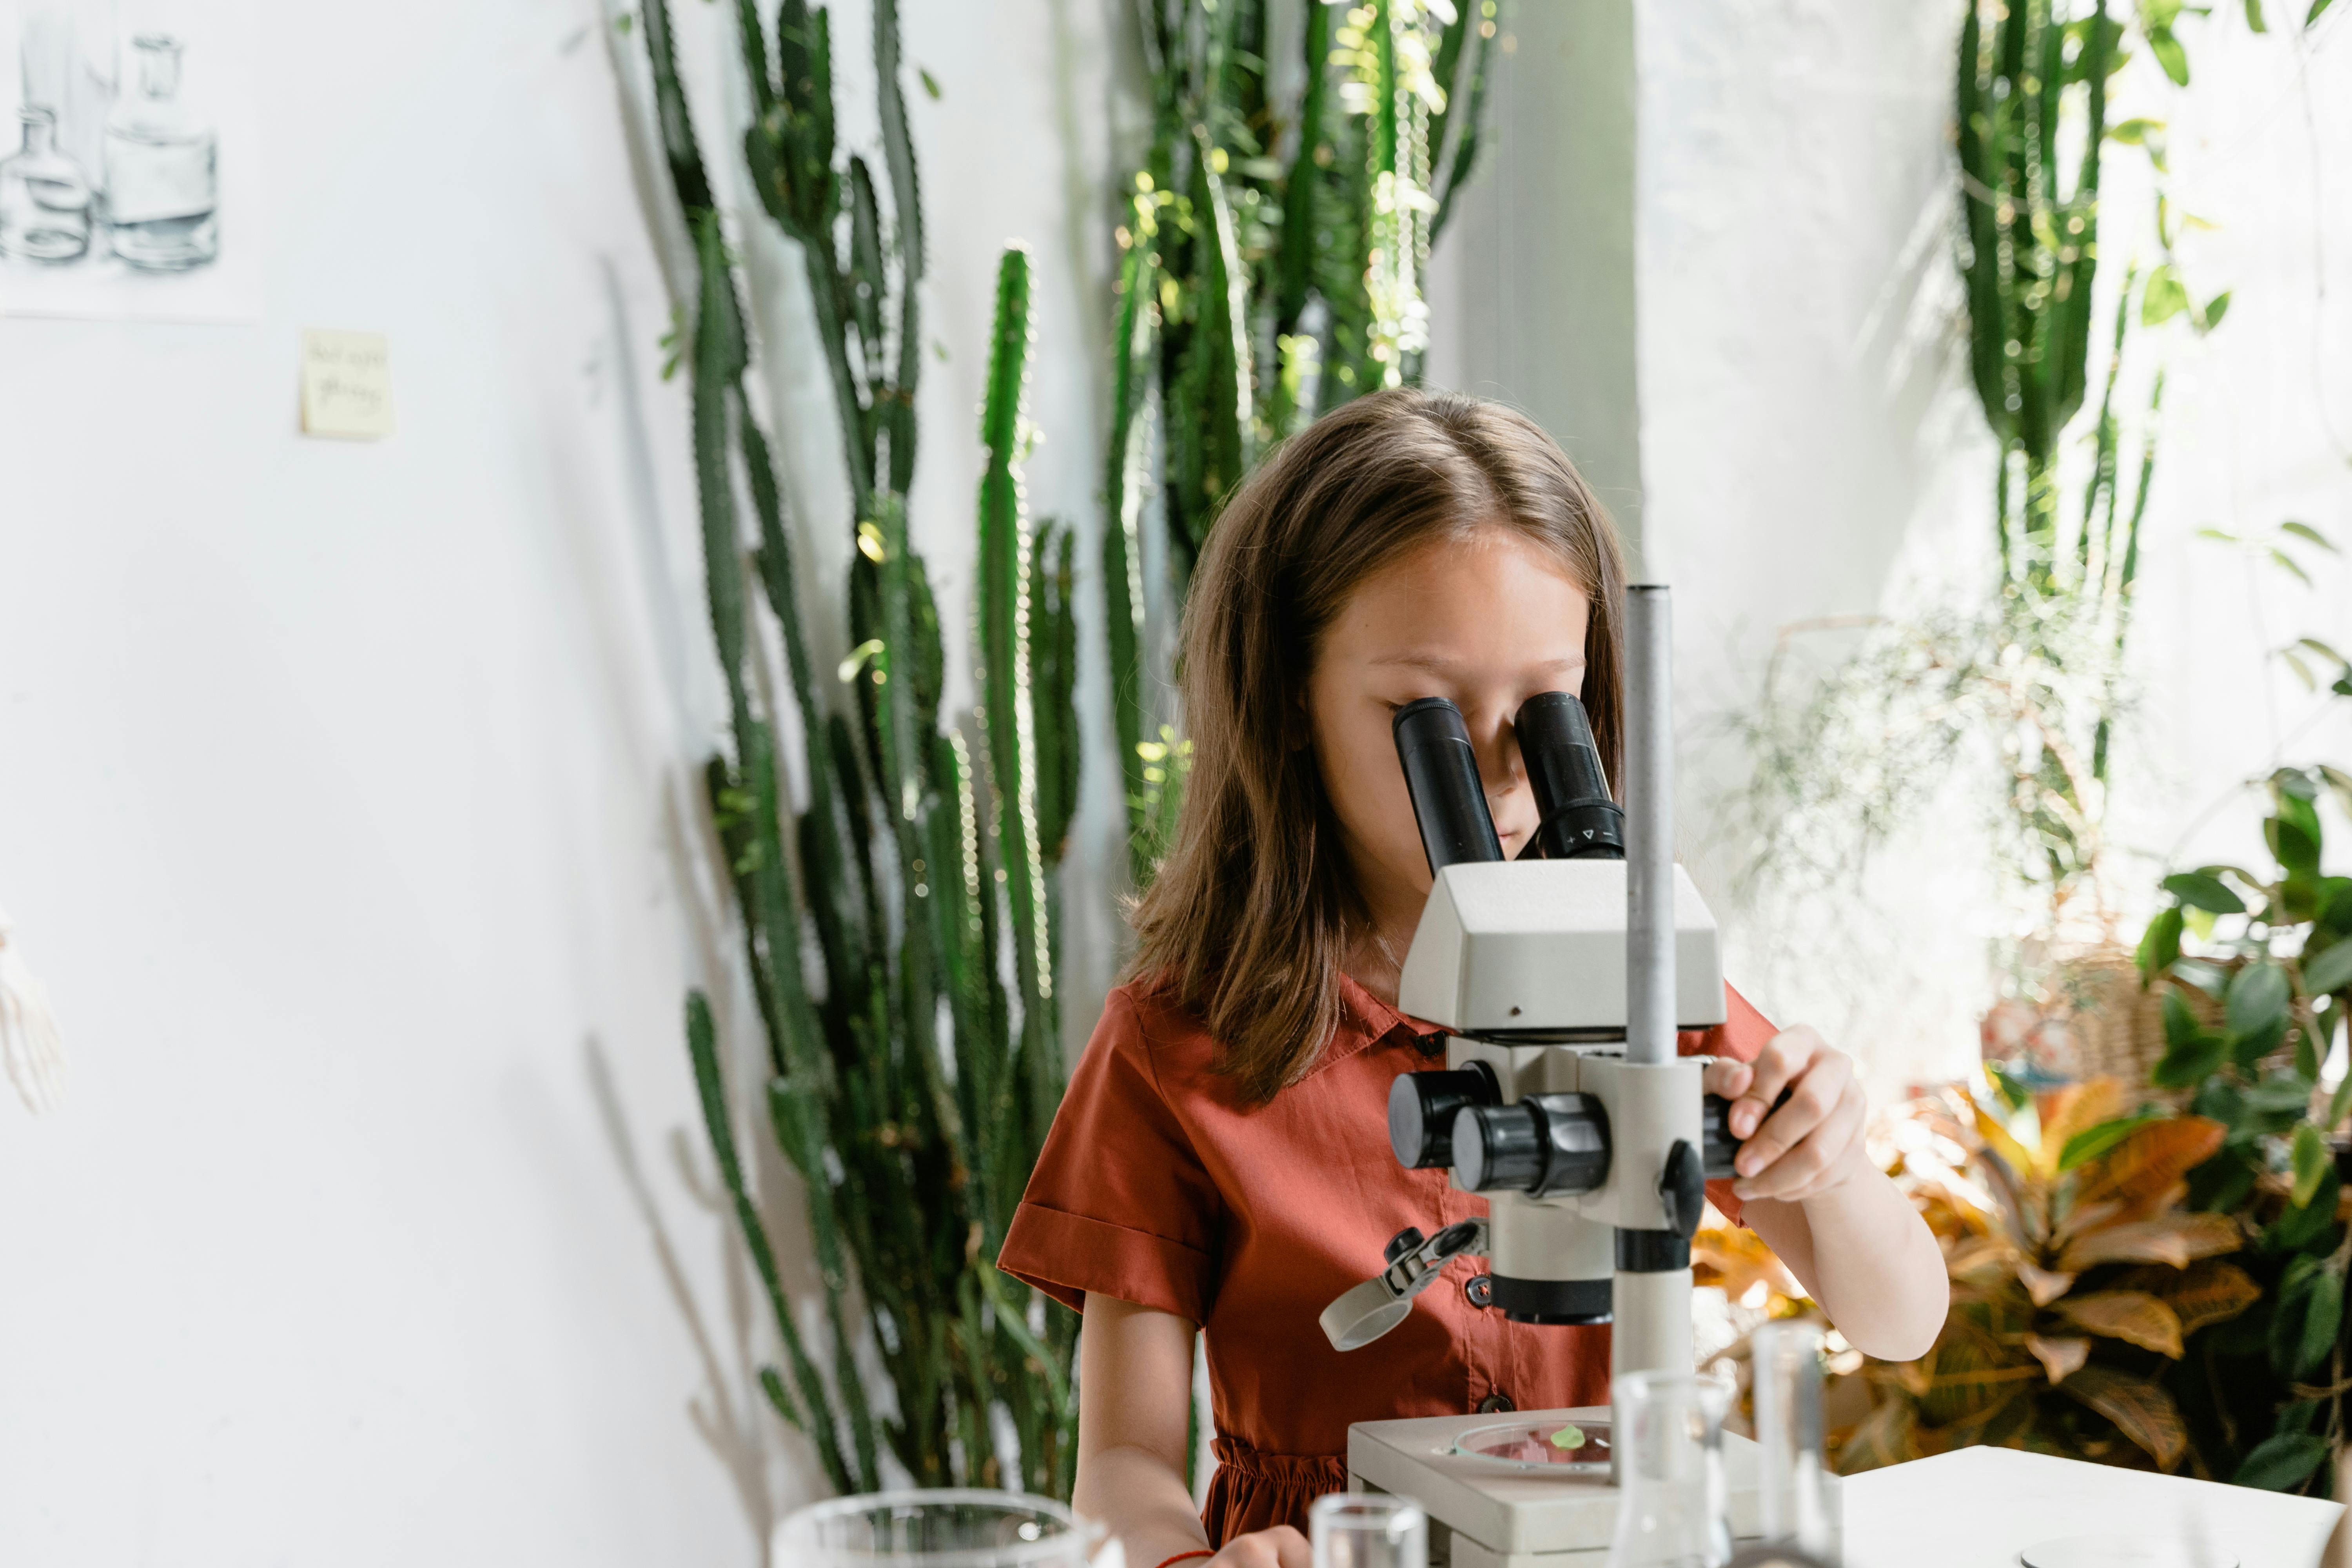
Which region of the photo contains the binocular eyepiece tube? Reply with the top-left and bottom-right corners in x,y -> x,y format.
1392,691 -> 1623,869
1392,697 -> 1504,873
1516,691 -> 1625,861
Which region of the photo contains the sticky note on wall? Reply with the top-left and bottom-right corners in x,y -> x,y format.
300,329 -> 395,439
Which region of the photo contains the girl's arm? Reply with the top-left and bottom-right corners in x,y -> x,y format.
1701,1026 -> 1948,1363
1074,1296 -> 1309,1568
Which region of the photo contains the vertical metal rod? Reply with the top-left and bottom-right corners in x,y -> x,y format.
1624,584 -> 1673,1066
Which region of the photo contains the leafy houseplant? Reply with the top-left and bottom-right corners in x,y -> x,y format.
632,0 -> 1083,1495
2129,659 -> 2352,1493
1819,1080 -> 2255,1474
1809,628 -> 2352,1490
1102,0 -> 1496,880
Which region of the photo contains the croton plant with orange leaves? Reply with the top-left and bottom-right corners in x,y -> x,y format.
1699,1074 -> 2333,1483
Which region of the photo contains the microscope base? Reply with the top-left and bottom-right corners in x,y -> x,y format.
1347,1407 -> 1837,1568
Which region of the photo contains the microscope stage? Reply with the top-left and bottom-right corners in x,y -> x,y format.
1348,1406 -> 1827,1568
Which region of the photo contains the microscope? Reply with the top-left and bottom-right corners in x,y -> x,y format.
1319,586 -> 1838,1567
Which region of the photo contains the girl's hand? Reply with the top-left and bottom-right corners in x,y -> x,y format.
1701,1025 -> 1869,1204
1205,1526 -> 1310,1568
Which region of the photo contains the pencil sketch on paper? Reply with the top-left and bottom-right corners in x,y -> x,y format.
0,2 -> 257,321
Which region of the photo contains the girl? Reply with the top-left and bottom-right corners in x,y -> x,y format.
997,390 -> 1946,1568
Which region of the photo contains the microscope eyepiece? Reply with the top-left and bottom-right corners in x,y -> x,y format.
1392,697 -> 1504,874
1516,691 -> 1625,860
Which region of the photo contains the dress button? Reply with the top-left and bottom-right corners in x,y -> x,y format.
1464,1273 -> 1494,1308
1476,1391 -> 1515,1414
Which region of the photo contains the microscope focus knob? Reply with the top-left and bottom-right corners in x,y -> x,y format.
1450,1093 -> 1611,1197
1700,1085 -> 1789,1180
1389,1065 -> 1499,1169
1660,1139 -> 1708,1238
1701,1093 -> 1742,1180
1451,1102 -> 1545,1193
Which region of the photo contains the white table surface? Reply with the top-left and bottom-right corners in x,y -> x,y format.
1844,1447 -> 2341,1568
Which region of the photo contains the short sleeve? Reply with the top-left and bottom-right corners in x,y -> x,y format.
1678,983 -> 1778,1228
995,989 -> 1224,1321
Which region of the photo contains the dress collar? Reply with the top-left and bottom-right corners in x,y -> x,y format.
1327,969 -> 1450,1069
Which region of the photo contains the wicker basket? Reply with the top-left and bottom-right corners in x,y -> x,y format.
2015,944 -> 2232,1093
2055,947 -> 2172,1087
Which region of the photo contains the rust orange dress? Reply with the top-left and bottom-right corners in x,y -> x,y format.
995,971 -> 1776,1546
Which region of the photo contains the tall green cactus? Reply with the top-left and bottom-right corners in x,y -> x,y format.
1950,0 -> 2250,911
637,0 -> 1080,1498
1956,0 -> 2116,596
1102,0 -> 1499,884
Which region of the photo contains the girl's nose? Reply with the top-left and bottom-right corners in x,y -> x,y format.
1463,707 -> 1525,797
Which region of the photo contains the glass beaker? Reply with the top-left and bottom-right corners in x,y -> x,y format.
1608,1370 -> 1734,1568
775,1489 -> 1104,1568
1310,1494 -> 1427,1568
1744,1321 -> 1838,1566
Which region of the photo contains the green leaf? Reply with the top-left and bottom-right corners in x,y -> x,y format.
2270,1260 -> 2343,1377
2305,940 -> 2352,996
2246,1070 -> 2315,1115
2139,906 -> 2187,978
2060,1114 -> 2168,1171
2279,1398 -> 2327,1436
2328,1066 -> 2352,1131
917,66 -> 941,99
2154,1029 -> 2230,1088
2234,1016 -> 2293,1074
2281,520 -> 2337,552
2292,1122 -> 2332,1207
2245,0 -> 2270,27
2271,816 -> 2322,880
1987,1060 -> 2033,1111
2143,265 -> 2191,325
2175,957 -> 2230,997
2234,1432 -> 2329,1492
2164,871 -> 2247,915
2200,290 -> 2232,331
2108,116 -> 2165,143
2310,0 -> 2336,24
2148,27 -> 2190,83
2269,1166 -> 2343,1254
2228,962 -> 2292,1037
2164,989 -> 2206,1051
2297,637 -> 2347,663
2271,548 -> 2315,586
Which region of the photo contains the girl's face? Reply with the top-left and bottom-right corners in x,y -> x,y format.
1307,524 -> 1592,933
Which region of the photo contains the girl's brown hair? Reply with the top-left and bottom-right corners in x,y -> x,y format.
1129,387 -> 1630,1103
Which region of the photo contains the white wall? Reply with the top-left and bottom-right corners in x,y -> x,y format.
0,0 -> 1132,1561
